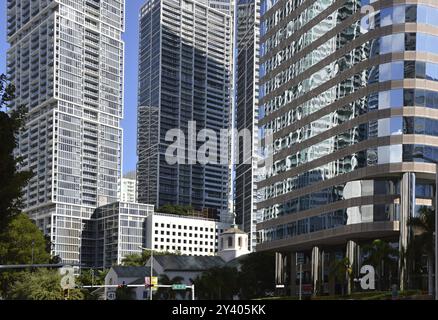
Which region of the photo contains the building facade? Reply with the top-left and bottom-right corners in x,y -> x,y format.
89,202 -> 153,268
136,0 -> 232,214
234,0 -> 261,251
146,211 -> 229,256
257,0 -> 438,295
6,0 -> 124,265
121,171 -> 137,203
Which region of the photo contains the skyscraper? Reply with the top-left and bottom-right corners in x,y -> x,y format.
121,171 -> 137,203
257,0 -> 438,295
137,0 -> 232,214
234,0 -> 261,251
6,0 -> 124,265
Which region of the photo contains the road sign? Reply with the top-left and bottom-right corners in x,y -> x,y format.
172,284 -> 187,290
107,291 -> 116,300
145,276 -> 158,286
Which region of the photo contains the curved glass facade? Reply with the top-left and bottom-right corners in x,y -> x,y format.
257,0 -> 438,267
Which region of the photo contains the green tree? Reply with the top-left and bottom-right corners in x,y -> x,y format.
362,239 -> 398,291
408,206 -> 435,295
194,267 -> 239,300
0,74 -> 32,232
76,268 -> 109,299
238,251 -> 275,299
157,204 -> 195,216
0,213 -> 51,296
156,275 -> 184,300
329,257 -> 352,296
77,269 -> 108,287
8,269 -> 84,300
115,283 -> 134,300
121,249 -> 178,266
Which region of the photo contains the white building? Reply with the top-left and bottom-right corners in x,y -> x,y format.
7,0 -> 125,266
104,266 -> 153,300
146,212 -> 230,256
120,172 -> 136,203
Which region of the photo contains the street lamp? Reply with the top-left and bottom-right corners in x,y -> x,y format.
139,246 -> 154,300
412,152 -> 438,300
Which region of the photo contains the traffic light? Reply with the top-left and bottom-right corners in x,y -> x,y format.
118,281 -> 127,289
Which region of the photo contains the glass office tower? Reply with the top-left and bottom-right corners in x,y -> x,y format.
137,0 -> 232,214
257,0 -> 438,295
234,0 -> 261,251
6,0 -> 124,265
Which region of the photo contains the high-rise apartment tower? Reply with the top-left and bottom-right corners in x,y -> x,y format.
6,0 -> 124,265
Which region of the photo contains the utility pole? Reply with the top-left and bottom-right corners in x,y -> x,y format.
139,246 -> 154,300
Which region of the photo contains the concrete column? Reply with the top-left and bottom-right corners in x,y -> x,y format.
346,240 -> 357,295
275,252 -> 284,286
275,252 -> 286,296
399,172 -> 415,291
290,252 -> 297,297
311,246 -> 320,296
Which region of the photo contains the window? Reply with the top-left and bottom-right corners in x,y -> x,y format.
228,236 -> 233,247
238,237 -> 242,247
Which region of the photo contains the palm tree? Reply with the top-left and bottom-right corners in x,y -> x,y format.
329,257 -> 351,296
156,275 -> 184,300
408,206 -> 435,295
362,239 -> 398,291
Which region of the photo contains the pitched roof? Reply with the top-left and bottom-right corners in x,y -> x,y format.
152,255 -> 225,271
110,266 -> 153,278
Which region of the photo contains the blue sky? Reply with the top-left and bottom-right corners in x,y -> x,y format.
0,1 -> 143,173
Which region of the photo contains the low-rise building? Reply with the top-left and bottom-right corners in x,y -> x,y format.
84,202 -> 154,268
103,227 -> 251,300
105,266 -> 153,300
84,202 -> 233,268
146,212 -> 230,256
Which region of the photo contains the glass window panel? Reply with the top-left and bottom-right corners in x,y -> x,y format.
405,32 -> 416,51
380,35 -> 392,54
389,144 -> 403,163
390,117 -> 403,135
426,62 -> 438,81
380,7 -> 393,27
414,117 -> 425,134
391,89 -> 403,107
392,61 -> 404,80
404,89 -> 414,106
392,33 -> 405,52
415,61 -> 426,79
426,91 -> 436,108
379,63 -> 391,82
405,5 -> 417,23
379,90 -> 390,109
393,6 -> 405,24
417,33 -> 428,52
415,89 -> 425,106
417,5 -> 428,24
404,61 -> 415,78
